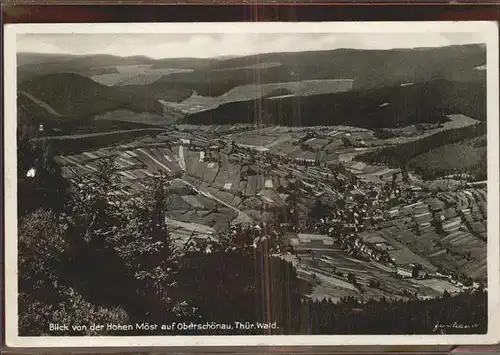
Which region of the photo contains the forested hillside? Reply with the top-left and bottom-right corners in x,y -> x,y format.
357,123 -> 487,179
20,73 -> 164,119
183,80 -> 486,127
146,44 -> 485,97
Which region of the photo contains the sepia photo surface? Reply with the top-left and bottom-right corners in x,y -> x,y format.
4,21 -> 500,347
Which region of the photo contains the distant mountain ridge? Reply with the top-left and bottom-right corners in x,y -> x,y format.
17,45 -> 487,130
138,44 -> 485,97
18,53 -> 155,66
201,44 -> 485,71
19,44 -> 485,98
17,53 -> 219,83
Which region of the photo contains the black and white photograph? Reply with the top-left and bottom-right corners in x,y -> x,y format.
3,22 -> 500,347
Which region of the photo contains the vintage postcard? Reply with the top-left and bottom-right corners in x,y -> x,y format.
3,21 -> 500,347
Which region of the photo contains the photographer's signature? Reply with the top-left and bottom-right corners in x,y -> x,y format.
433,321 -> 480,333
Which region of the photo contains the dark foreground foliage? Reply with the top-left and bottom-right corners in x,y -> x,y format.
17,143 -> 488,336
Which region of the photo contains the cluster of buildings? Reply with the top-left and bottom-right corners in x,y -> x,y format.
54,125 -> 486,292
335,232 -> 393,264
394,263 -> 427,279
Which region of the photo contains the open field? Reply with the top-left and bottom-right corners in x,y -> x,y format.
164,79 -> 354,114
382,114 -> 481,146
90,65 -> 195,87
94,108 -> 184,127
219,126 -> 385,164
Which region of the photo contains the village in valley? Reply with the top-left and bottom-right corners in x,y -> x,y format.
15,35 -> 490,336
49,117 -> 487,303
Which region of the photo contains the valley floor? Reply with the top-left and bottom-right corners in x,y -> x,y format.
48,123 -> 488,302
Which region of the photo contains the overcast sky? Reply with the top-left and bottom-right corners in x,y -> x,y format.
17,32 -> 486,59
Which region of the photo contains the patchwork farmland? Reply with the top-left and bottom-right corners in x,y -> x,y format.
49,122 -> 488,302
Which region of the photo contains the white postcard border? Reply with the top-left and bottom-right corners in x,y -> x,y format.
4,21 -> 500,347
